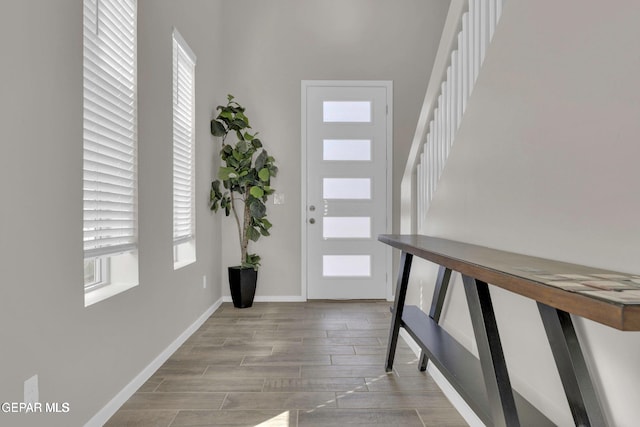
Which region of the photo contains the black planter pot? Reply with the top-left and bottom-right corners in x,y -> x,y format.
228,267 -> 257,308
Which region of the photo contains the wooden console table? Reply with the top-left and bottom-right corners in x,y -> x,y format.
380,234 -> 640,427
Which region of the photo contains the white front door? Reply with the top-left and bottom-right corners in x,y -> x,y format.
302,81 -> 392,300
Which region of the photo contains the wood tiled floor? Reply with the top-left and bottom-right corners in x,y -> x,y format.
106,301 -> 468,426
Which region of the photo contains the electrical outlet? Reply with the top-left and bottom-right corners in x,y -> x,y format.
24,375 -> 38,404
202,275 -> 207,289
273,193 -> 285,205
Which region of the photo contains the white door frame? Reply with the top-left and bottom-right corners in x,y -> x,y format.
300,80 -> 393,300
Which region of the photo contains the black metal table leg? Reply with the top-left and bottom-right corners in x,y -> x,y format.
385,251 -> 413,372
419,266 -> 452,371
463,275 -> 520,427
537,303 -> 607,427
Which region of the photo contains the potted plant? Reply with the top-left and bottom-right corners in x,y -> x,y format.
209,95 -> 278,308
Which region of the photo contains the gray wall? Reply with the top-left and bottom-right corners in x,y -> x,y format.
218,0 -> 451,298
414,1 -> 640,425
0,1 -> 224,425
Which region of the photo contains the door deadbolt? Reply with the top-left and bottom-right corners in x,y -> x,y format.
309,205 -> 316,211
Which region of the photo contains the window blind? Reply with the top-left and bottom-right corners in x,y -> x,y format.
172,29 -> 196,245
83,0 -> 137,259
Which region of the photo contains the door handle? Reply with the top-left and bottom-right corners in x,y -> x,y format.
309,218 -> 316,224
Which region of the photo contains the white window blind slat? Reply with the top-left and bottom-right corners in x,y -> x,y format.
83,0 -> 137,259
172,29 -> 196,245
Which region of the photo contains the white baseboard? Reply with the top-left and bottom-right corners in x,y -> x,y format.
399,329 -> 485,427
84,298 -> 224,427
222,295 -> 306,303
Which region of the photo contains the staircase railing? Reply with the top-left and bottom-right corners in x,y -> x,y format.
401,0 -> 505,233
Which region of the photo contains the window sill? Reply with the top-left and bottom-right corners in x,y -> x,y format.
84,281 -> 138,307
174,258 -> 196,270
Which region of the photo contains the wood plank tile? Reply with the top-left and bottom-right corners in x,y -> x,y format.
156,377 -> 264,393
303,337 -> 380,346
224,337 -> 303,346
105,409 -> 177,427
327,329 -> 388,338
120,392 -> 226,410
222,392 -> 338,410
181,336 -> 227,346
330,355 -> 385,366
168,352 -> 245,365
364,375 -> 440,392
154,362 -> 208,377
189,344 -> 274,357
272,344 -> 355,355
392,363 -> 432,377
242,354 -> 331,366
276,321 -> 348,331
204,323 -> 280,331
138,376 -> 164,393
353,345 -> 414,355
417,407 -> 469,426
255,330 -> 328,339
298,408 -> 423,426
345,320 -> 393,330
203,365 -> 301,379
301,366 -> 392,379
263,378 -> 367,392
188,330 -> 256,339
336,391 -> 449,409
170,409 -> 297,426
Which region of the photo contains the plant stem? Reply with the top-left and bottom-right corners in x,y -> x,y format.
241,194 -> 251,265
229,194 -> 243,264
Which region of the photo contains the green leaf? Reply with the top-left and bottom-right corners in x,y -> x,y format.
256,218 -> 272,237
252,138 -> 263,149
209,181 -> 221,211
211,120 -> 226,137
232,118 -> 248,129
242,253 -> 261,270
250,186 -> 264,198
220,195 -> 231,216
258,168 -> 270,182
255,150 -> 267,171
218,167 -> 238,181
219,110 -> 233,120
249,199 -> 266,219
236,111 -> 250,126
236,139 -> 248,153
247,227 -> 260,242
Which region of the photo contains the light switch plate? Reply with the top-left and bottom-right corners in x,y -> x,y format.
274,193 -> 285,205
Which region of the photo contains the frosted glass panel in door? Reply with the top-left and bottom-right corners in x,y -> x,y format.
323,217 -> 371,239
323,101 -> 371,122
323,139 -> 371,161
323,178 -> 371,199
323,255 -> 371,277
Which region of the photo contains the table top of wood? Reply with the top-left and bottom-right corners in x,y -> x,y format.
379,234 -> 640,331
